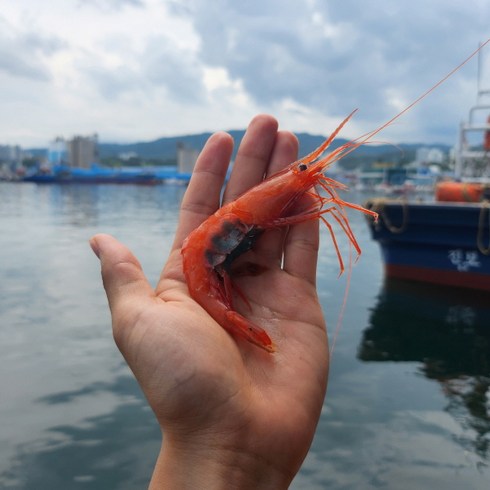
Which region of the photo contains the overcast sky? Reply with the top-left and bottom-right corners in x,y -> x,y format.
2,0 -> 490,148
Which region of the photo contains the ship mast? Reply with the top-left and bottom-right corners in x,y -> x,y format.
455,44 -> 490,181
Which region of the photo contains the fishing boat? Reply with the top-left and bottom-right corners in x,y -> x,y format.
22,163 -> 192,185
365,72 -> 490,292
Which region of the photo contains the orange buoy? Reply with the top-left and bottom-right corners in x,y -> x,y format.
435,181 -> 484,202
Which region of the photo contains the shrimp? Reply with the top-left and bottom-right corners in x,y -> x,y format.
181,40 -> 490,353
181,111 -> 377,353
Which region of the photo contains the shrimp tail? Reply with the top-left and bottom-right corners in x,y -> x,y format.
186,269 -> 275,352
225,310 -> 276,353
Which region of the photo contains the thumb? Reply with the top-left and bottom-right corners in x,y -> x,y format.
90,234 -> 155,318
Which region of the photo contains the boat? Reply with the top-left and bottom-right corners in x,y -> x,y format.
365,62 -> 490,292
365,199 -> 490,290
22,163 -> 192,185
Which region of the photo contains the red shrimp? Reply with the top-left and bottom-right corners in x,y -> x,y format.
181,111 -> 377,353
181,40 -> 489,353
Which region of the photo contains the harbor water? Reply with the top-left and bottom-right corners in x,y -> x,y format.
0,182 -> 489,489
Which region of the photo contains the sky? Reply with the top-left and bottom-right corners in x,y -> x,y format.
2,0 -> 490,148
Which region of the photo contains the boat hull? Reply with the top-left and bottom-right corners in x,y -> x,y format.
365,200 -> 490,291
22,164 -> 192,185
23,173 -> 160,185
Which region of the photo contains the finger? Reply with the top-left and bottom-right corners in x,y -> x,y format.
251,131 -> 299,264
266,130 -> 298,177
90,234 -> 155,318
222,114 -> 278,204
172,132 -> 233,250
283,218 -> 320,286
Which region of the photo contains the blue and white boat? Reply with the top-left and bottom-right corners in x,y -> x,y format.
365,199 -> 490,291
23,163 -> 192,185
365,75 -> 490,292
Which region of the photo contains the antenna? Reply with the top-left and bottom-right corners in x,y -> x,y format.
477,41 -> 490,99
477,42 -> 481,97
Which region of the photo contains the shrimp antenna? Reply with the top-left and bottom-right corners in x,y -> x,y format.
316,39 -> 490,165
357,38 -> 490,145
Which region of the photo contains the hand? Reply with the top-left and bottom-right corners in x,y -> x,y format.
90,115 -> 329,489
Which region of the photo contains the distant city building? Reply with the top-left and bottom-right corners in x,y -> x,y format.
119,151 -> 138,161
67,134 -> 99,168
415,147 -> 444,164
0,144 -> 23,164
177,142 -> 199,173
48,137 -> 68,165
47,134 -> 99,168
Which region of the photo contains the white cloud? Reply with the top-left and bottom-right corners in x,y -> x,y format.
1,0 -> 490,147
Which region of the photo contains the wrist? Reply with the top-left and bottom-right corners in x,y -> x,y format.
150,435 -> 294,490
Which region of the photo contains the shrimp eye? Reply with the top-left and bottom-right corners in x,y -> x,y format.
298,163 -> 307,171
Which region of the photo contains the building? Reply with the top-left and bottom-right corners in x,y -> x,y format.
415,147 -> 445,164
47,134 -> 99,168
48,137 -> 68,165
0,145 -> 23,164
67,134 -> 99,168
177,142 -> 199,173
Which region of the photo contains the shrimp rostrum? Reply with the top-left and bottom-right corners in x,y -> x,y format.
182,111 -> 378,353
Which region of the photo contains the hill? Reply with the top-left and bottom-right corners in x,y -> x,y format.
29,131 -> 451,168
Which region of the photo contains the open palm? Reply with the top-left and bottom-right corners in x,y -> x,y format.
91,115 -> 329,488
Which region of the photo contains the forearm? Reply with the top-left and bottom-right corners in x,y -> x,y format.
149,437 -> 294,490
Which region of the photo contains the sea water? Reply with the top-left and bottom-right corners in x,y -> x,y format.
0,182 -> 489,489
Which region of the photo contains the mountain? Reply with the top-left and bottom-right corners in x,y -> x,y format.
30,131 -> 451,167
98,130 -> 252,160
99,133 -> 214,160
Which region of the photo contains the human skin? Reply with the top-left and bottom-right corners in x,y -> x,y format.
90,114 -> 329,489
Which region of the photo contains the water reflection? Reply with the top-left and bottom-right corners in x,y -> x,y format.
0,374 -> 160,489
359,279 -> 490,458
39,183 -> 186,228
